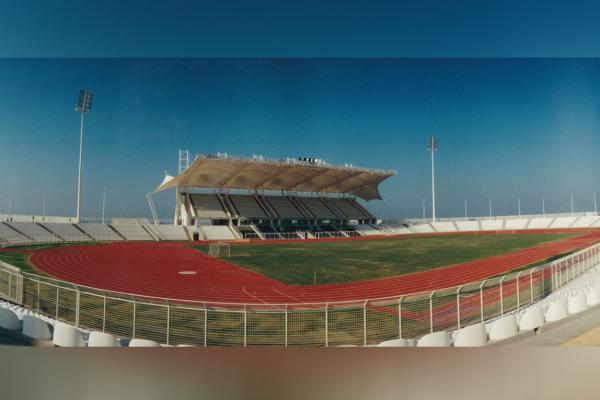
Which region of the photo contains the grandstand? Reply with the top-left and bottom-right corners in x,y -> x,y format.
154,153 -> 395,239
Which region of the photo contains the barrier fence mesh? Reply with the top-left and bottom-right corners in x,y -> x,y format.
0,244 -> 599,346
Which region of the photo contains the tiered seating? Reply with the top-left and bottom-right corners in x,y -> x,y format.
298,197 -> 338,219
550,216 -> 578,228
430,221 -> 457,232
190,194 -> 228,218
480,219 -> 503,230
355,224 -> 381,236
77,223 -> 124,241
229,195 -> 268,218
41,223 -> 91,242
0,223 -> 33,246
454,221 -> 479,232
150,225 -> 188,241
329,198 -> 370,220
199,225 -> 236,240
411,223 -> 435,233
571,216 -> 600,228
7,222 -> 61,243
504,219 -> 528,230
266,196 -> 304,219
527,217 -> 553,229
111,224 -> 154,241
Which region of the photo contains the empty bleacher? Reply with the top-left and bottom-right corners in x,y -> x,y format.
77,223 -> 124,241
572,216 -> 600,228
41,223 -> 91,242
111,224 -> 154,241
550,216 -> 578,228
229,195 -> 268,218
328,198 -> 372,220
527,217 -> 553,229
266,196 -> 305,219
411,223 -> 435,233
355,224 -> 382,236
190,194 -> 229,219
504,219 -> 528,230
0,223 -> 33,246
148,225 -> 189,241
454,221 -> 479,232
199,225 -> 237,240
430,221 -> 457,233
7,222 -> 62,243
480,219 -> 503,231
298,197 -> 338,219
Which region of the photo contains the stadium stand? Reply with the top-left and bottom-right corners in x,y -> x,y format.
189,194 -> 229,219
572,216 -> 600,228
0,223 -> 33,245
355,224 -> 382,236
77,223 -> 124,241
297,197 -> 338,219
229,195 -> 269,218
410,223 -> 435,233
147,224 -> 189,241
328,198 -> 373,220
199,225 -> 237,240
454,220 -> 479,232
504,219 -> 528,230
430,221 -> 458,233
111,224 -> 154,241
7,222 -> 62,243
480,219 -> 504,230
527,217 -> 553,229
265,196 -> 305,219
550,216 -> 578,228
41,222 -> 92,242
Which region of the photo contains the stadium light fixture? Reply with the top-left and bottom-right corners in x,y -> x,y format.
464,198 -> 468,220
595,192 -> 598,214
517,195 -> 521,216
488,195 -> 492,217
75,89 -> 93,223
427,137 -> 438,222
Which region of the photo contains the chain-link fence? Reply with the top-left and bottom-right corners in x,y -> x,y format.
1,244 -> 599,346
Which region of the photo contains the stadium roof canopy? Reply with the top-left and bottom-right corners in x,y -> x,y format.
154,154 -> 396,200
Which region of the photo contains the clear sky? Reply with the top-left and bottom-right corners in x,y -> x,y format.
0,58 -> 598,220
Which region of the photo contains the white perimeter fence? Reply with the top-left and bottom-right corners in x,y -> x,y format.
0,244 -> 599,346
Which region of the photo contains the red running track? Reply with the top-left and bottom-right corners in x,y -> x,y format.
28,231 -> 600,305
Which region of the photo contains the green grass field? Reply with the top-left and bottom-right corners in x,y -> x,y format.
196,233 -> 576,285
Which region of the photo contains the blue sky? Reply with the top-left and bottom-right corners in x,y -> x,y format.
0,58 -> 598,220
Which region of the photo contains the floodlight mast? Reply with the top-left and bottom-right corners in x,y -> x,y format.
75,89 -> 93,224
427,137 -> 438,222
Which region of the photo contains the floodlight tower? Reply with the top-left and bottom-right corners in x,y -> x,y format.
75,89 -> 93,223
427,137 -> 438,222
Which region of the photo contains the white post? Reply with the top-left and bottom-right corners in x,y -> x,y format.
325,303 -> 329,347
516,272 -> 522,311
284,305 -> 288,347
499,276 -> 505,316
76,112 -> 85,223
102,187 -> 106,224
479,280 -> 486,323
363,300 -> 368,346
166,302 -> 170,346
429,291 -> 435,333
431,147 -> 436,222
243,305 -> 247,347
542,195 -> 545,215
456,286 -> 462,330
398,297 -> 403,339
518,195 -> 521,216
489,196 -> 492,217
132,299 -> 136,339
102,293 -> 106,332
422,200 -> 426,222
464,198 -> 468,220
594,192 -> 597,214
8,177 -> 13,219
571,193 -> 574,216
204,303 -> 208,347
42,186 -> 47,218
529,270 -> 534,303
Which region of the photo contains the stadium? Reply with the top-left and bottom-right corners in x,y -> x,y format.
1,143 -> 599,347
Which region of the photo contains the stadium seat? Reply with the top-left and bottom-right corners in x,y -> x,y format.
416,331 -> 451,347
488,316 -> 518,341
377,338 -> 408,347
52,322 -> 86,347
453,324 -> 487,347
586,288 -> 600,306
88,331 -> 122,347
567,293 -> 587,314
128,338 -> 161,347
544,299 -> 568,322
518,305 -> 545,331
0,307 -> 21,330
22,315 -> 53,340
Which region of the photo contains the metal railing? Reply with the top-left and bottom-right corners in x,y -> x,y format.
0,244 -> 599,346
